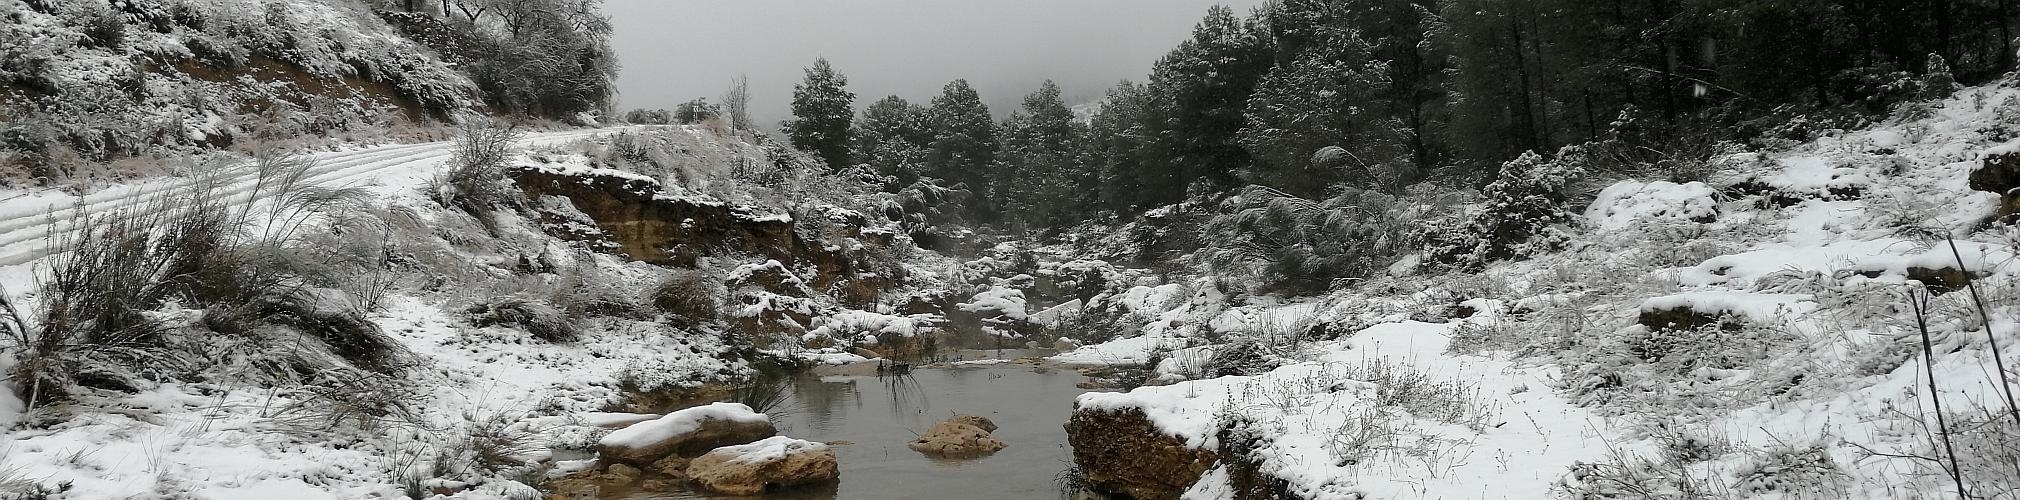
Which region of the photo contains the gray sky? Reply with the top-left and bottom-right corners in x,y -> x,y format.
605,0 -> 1267,128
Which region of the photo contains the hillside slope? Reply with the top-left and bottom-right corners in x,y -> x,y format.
0,0 -> 598,187
1057,71 -> 2020,499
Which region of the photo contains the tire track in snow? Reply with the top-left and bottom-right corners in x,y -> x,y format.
0,128 -> 626,268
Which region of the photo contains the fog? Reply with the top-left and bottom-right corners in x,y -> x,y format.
605,0 -> 1267,128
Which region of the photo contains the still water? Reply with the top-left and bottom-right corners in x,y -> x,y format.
629,360 -> 1093,499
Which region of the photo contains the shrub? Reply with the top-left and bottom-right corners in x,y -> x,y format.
465,298 -> 578,343
1199,185 -> 1413,295
2,194 -> 220,406
431,120 -> 524,229
653,270 -> 721,322
262,288 -> 408,373
268,370 -> 425,433
551,269 -> 649,321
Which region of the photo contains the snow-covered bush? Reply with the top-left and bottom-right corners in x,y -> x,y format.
1422,147 -> 1585,271
464,298 -> 577,343
1199,185 -> 1413,295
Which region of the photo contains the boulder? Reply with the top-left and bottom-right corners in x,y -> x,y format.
1065,407 -> 1218,500
597,402 -> 776,465
685,436 -> 840,496
907,415 -> 1006,457
1973,152 -> 2020,219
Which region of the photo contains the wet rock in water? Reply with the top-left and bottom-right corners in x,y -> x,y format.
597,402 -> 777,465
686,436 -> 840,495
908,414 -> 1007,457
1065,407 -> 1218,500
605,463 -> 642,483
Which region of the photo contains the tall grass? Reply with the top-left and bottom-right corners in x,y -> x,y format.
1,147 -> 389,407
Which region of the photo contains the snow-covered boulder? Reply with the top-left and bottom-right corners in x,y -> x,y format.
596,402 -> 776,465
685,436 -> 840,495
727,260 -> 815,298
1585,180 -> 1718,231
957,286 -> 1029,322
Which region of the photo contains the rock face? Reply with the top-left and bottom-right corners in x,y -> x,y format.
509,165 -> 891,298
908,415 -> 1007,457
597,402 -> 777,465
685,436 -> 840,496
1065,407 -> 1218,500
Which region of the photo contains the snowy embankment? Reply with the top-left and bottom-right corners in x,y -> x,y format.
1081,320 -> 1611,499
1057,77 -> 2020,497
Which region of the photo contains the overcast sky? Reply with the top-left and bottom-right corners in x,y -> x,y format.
605,0 -> 1268,128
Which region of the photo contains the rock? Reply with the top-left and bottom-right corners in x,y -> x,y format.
1636,306 -> 1738,333
1973,152 -> 2020,219
544,478 -> 600,500
1907,265 -> 1973,295
908,415 -> 1006,457
1065,407 -> 1219,500
597,402 -> 777,465
727,260 -> 815,298
510,165 -> 893,295
605,463 -> 641,483
637,479 -> 682,492
686,436 -> 840,496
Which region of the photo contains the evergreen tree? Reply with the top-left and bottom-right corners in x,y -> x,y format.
1238,26 -> 1405,198
782,58 -> 856,169
994,81 -> 1092,227
1088,80 -> 1157,213
923,79 -> 998,194
1139,5 -> 1275,205
853,95 -> 931,186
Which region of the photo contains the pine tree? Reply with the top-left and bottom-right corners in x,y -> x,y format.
782,58 -> 856,169
923,79 -> 998,194
1139,5 -> 1275,206
854,95 -> 931,186
1089,80 -> 1157,213
994,81 -> 1092,227
1238,26 -> 1405,198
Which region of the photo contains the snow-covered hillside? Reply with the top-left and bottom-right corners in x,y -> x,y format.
1053,73 -> 2020,499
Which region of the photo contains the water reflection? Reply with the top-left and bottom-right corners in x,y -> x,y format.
634,364 -> 1093,499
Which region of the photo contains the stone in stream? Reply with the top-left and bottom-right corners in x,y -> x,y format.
685,436 -> 841,495
595,402 -> 777,465
907,414 -> 1007,457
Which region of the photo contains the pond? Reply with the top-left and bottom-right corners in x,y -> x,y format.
621,354 -> 1096,499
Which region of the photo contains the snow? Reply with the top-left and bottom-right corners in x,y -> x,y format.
599,402 -> 770,450
956,286 -> 1029,321
806,310 -> 928,339
705,436 -> 828,464
1585,180 -> 1718,231
1080,321 -> 1619,499
1639,291 -> 1817,323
